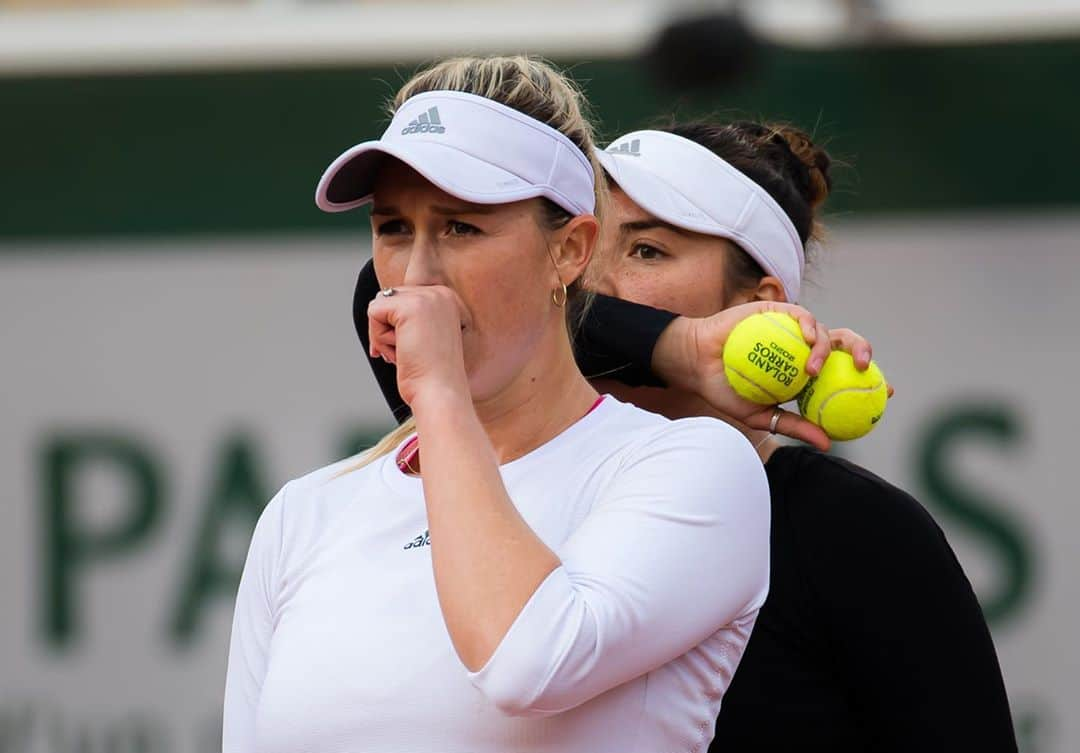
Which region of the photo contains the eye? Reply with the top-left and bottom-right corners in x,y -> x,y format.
630,243 -> 666,261
375,220 -> 407,236
447,220 -> 480,236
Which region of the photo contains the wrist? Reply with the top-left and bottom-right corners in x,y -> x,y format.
408,381 -> 495,470
651,317 -> 702,395
409,380 -> 472,418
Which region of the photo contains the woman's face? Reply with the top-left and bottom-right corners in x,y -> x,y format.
370,159 -> 577,400
590,186 -> 743,318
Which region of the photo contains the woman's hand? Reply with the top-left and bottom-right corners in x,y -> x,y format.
829,327 -> 896,398
367,285 -> 472,407
652,302 -> 883,451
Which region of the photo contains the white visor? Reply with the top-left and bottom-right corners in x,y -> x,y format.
315,90 -> 595,216
596,130 -> 804,301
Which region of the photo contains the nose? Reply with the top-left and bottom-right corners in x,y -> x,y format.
402,236 -> 445,287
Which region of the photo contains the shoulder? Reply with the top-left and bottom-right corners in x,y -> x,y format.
762,450 -> 1014,747
286,452 -> 381,496
254,453 -> 388,555
768,446 -> 944,540
767,446 -> 965,594
597,397 -> 756,460
594,399 -> 768,510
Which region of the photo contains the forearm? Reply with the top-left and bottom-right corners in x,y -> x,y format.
468,419 -> 770,716
411,390 -> 560,671
574,294 -> 677,386
354,258 -> 411,423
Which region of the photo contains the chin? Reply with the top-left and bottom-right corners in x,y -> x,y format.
461,336 -> 536,401
461,358 -> 502,403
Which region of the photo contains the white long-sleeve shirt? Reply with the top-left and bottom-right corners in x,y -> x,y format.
223,396 -> 769,753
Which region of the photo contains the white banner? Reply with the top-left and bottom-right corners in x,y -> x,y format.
0,214 -> 1075,752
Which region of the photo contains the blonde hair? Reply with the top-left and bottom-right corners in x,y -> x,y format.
344,416 -> 417,475
341,55 -> 605,475
390,55 -> 606,217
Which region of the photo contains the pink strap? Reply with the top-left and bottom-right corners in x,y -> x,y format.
585,394 -> 606,415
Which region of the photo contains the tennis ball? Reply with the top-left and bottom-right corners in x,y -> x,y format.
797,351 -> 888,441
722,312 -> 812,404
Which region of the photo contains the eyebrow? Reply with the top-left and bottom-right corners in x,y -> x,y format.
619,219 -> 693,237
370,203 -> 498,217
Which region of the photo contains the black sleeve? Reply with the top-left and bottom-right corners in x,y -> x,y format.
353,258 -> 411,425
572,294 -> 678,386
787,451 -> 1018,752
353,262 -> 682,422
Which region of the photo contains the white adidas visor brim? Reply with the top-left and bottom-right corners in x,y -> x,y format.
597,130 -> 805,302
316,90 -> 595,217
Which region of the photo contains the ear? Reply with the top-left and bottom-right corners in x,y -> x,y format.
753,275 -> 788,303
549,215 -> 600,287
727,275 -> 787,305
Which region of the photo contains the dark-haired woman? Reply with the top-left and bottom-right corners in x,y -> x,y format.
354,119 -> 1018,752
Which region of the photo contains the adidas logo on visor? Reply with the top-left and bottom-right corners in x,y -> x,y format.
608,139 -> 641,156
401,107 -> 446,135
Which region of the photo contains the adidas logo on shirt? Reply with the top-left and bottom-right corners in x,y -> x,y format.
403,529 -> 431,550
607,139 -> 641,156
401,107 -> 446,135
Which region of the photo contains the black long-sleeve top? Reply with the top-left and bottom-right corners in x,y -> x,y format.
352,259 -> 1018,752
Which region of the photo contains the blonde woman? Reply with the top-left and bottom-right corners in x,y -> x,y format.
222,57 -> 836,753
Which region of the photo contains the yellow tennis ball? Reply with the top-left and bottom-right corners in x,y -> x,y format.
798,351 -> 888,441
722,312 -> 812,404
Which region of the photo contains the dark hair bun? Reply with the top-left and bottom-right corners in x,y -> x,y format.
767,125 -> 832,212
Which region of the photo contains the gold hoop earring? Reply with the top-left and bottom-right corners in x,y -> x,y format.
545,246 -> 568,308
552,282 -> 568,308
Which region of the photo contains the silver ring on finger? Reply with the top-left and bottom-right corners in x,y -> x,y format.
380,287 -> 396,297
768,408 -> 783,435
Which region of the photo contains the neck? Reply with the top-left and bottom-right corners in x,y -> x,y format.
471,326 -> 598,465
